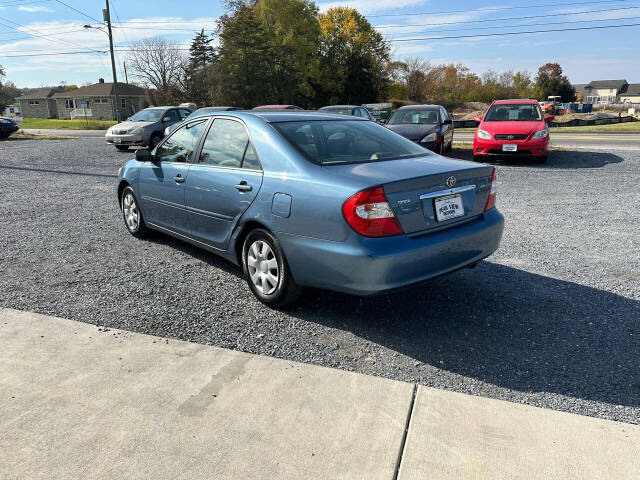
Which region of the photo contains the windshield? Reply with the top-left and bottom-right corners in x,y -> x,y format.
319,107 -> 355,116
128,108 -> 165,122
388,109 -> 439,125
484,103 -> 542,122
273,120 -> 430,165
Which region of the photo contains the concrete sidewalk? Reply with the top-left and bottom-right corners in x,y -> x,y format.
1,308 -> 639,479
22,128 -> 106,137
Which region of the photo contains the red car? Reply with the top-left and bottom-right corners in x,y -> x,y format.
473,99 -> 554,163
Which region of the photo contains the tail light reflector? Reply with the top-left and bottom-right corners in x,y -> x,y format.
484,168 -> 497,211
342,187 -> 404,238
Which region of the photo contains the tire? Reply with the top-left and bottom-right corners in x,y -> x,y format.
120,186 -> 149,238
536,155 -> 547,164
473,155 -> 483,162
149,133 -> 162,149
115,145 -> 129,151
445,140 -> 453,152
242,229 -> 302,307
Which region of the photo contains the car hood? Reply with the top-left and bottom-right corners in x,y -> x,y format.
480,121 -> 544,135
386,124 -> 438,141
111,121 -> 154,132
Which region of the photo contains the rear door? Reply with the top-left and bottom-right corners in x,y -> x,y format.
138,120 -> 208,232
184,118 -> 263,250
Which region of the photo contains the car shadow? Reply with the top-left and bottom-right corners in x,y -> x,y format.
286,261 -> 640,409
447,148 -> 624,169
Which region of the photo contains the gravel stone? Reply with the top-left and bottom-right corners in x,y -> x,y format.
0,137 -> 638,424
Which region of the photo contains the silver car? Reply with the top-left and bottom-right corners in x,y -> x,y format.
105,106 -> 191,151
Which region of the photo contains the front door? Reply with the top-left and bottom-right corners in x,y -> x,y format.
138,120 -> 208,232
185,118 -> 263,250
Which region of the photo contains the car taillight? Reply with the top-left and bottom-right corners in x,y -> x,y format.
484,168 -> 497,211
342,186 -> 404,238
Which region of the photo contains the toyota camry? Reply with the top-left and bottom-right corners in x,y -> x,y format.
116,111 -> 504,307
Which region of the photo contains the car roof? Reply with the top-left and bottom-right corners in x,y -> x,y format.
252,105 -> 303,110
493,99 -> 539,104
396,105 -> 441,110
319,105 -> 360,109
193,111 -> 368,123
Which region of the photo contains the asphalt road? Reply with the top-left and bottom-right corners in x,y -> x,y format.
454,130 -> 640,151
1,137 -> 638,424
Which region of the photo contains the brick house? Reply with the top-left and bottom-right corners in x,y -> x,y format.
52,79 -> 148,120
17,88 -> 58,118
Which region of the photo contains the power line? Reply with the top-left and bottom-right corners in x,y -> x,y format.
52,0 -> 101,23
389,21 -> 640,42
375,5 -> 640,29
366,0 -> 630,18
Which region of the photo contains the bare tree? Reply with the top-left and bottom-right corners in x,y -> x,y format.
402,58 -> 432,103
126,37 -> 188,103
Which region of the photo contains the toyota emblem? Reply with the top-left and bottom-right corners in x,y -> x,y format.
507,135 -> 514,140
446,176 -> 456,188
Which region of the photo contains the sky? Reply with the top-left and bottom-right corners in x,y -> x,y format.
1,0 -> 639,88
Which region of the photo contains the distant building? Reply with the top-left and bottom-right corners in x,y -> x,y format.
16,88 -> 58,118
583,80 -> 628,104
2,104 -> 21,117
618,83 -> 640,104
52,78 -> 148,120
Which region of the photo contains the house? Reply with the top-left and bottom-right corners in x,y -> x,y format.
618,83 -> 640,104
52,79 -> 148,120
16,88 -> 58,118
583,80 -> 627,104
2,104 -> 21,117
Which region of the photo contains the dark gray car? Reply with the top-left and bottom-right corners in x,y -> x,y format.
318,105 -> 375,121
385,105 -> 454,154
105,106 -> 191,151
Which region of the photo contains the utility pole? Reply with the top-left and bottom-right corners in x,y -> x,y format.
123,61 -> 129,84
103,0 -> 120,122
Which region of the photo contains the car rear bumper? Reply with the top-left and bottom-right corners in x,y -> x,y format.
473,136 -> 549,157
105,133 -> 147,146
278,208 -> 505,296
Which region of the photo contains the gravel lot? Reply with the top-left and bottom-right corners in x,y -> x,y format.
1,137 -> 638,424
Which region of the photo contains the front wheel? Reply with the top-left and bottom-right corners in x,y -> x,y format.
242,229 -> 302,307
148,133 -> 162,149
473,155 -> 483,162
121,186 -> 149,238
115,145 -> 129,151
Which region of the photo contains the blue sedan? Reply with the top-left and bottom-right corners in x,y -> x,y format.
0,117 -> 20,139
117,112 -> 504,306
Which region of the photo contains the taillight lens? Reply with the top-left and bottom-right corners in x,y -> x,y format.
484,168 -> 497,211
342,186 -> 404,238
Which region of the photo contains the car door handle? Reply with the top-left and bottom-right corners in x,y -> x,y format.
174,174 -> 185,184
235,181 -> 252,192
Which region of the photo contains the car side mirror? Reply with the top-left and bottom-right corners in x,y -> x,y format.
162,116 -> 171,123
378,119 -> 387,124
544,115 -> 555,123
442,118 -> 453,125
474,116 -> 483,124
135,148 -> 154,162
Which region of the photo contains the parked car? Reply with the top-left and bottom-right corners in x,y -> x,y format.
105,106 -> 192,151
318,105 -> 375,121
117,111 -> 503,307
385,105 -> 454,154
473,99 -> 553,163
164,106 -> 242,137
0,116 -> 20,140
252,105 -> 304,111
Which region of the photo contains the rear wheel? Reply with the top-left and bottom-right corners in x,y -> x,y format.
115,145 -> 129,151
242,229 -> 302,307
121,186 -> 149,238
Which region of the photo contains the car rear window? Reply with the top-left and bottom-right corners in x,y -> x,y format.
485,103 -> 542,121
273,120 -> 429,165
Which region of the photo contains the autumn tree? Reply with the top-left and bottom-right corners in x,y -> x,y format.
535,62 -> 575,102
316,7 -> 390,106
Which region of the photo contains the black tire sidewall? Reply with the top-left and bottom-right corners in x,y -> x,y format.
149,133 -> 161,149
242,229 -> 298,306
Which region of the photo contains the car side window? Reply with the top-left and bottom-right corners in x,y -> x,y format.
179,109 -> 191,120
242,143 -> 261,170
199,119 -> 250,168
154,120 -> 206,163
165,109 -> 181,122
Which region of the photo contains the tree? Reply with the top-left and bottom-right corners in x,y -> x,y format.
535,62 -> 575,102
126,37 -> 187,104
214,1 -> 277,108
316,7 -> 390,106
254,0 -> 320,106
0,65 -> 21,112
185,29 -> 217,107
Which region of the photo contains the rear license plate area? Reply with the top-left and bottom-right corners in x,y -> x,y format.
434,194 -> 464,222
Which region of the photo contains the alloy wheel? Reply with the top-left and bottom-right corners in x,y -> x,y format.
247,240 -> 279,295
122,192 -> 139,232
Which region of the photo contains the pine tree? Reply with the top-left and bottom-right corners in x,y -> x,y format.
185,29 -> 217,107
